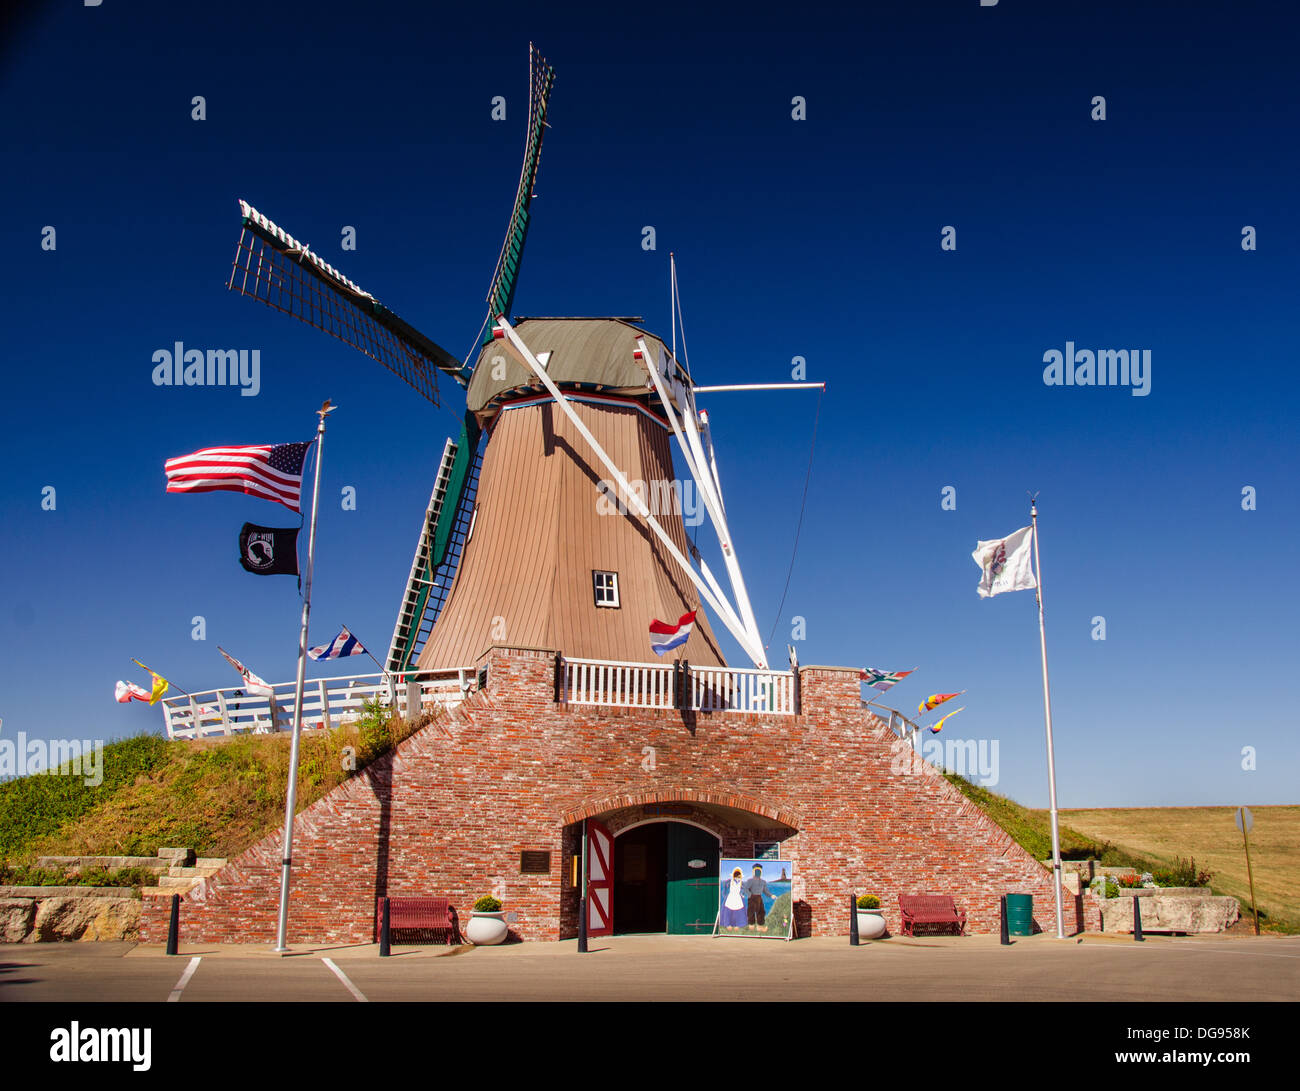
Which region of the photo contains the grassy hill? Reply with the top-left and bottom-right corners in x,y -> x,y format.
944,776 -> 1297,933
0,704 -> 422,864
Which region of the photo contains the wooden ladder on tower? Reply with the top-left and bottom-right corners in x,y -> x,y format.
386,430 -> 483,674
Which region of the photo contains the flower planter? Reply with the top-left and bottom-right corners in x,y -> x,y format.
856,909 -> 887,940
465,910 -> 509,945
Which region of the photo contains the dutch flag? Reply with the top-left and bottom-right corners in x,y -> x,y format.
649,610 -> 696,656
308,625 -> 367,661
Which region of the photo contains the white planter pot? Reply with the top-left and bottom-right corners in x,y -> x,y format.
465,911 -> 509,946
856,909 -> 887,940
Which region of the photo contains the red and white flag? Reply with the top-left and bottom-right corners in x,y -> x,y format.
217,647 -> 276,697
165,441 -> 313,513
114,680 -> 151,704
649,610 -> 696,656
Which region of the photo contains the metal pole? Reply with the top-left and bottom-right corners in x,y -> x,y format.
1030,498 -> 1066,940
849,893 -> 859,946
577,819 -> 589,953
1242,821 -> 1260,936
166,893 -> 180,955
274,401 -> 334,953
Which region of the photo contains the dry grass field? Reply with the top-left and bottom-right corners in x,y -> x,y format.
1055,805 -> 1300,931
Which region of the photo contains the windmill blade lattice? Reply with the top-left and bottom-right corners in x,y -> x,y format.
484,43 -> 556,324
228,200 -> 465,405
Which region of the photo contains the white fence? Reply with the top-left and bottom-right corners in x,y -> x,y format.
867,703 -> 924,739
561,658 -> 797,715
160,669 -> 477,740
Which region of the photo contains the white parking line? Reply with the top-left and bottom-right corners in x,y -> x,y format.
321,957 -> 368,1002
167,956 -> 201,1002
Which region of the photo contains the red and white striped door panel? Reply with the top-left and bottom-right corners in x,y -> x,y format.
586,819 -> 614,937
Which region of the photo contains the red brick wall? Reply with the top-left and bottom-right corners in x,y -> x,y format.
140,648 -> 1099,944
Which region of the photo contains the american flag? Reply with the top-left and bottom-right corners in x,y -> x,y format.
165,441 -> 312,513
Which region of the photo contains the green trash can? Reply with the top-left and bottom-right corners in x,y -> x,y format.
1005,893 -> 1034,936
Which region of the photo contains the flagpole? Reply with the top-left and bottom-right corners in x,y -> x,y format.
339,624 -> 398,708
339,624 -> 389,676
274,400 -> 334,953
1030,497 -> 1066,940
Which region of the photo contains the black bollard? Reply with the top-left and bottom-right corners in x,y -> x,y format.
1133,895 -> 1144,942
379,897 -> 391,957
577,898 -> 588,953
1000,894 -> 1010,945
165,893 -> 179,956
849,894 -> 859,946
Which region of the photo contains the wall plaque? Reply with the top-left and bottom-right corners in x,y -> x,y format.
520,850 -> 551,874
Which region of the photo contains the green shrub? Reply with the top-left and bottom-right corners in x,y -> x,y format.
0,733 -> 172,858
856,894 -> 881,909
0,862 -> 159,888
1091,877 -> 1121,898
1152,856 -> 1212,887
473,895 -> 502,913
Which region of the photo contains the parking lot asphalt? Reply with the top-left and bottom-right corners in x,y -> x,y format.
2,933 -> 1297,1003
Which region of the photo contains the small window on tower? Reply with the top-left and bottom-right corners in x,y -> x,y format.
593,570 -> 620,608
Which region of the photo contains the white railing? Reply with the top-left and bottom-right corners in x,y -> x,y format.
561,658 -> 797,715
867,703 -> 924,738
159,668 -> 477,740
563,658 -> 678,709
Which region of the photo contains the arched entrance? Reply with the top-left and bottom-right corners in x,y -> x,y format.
613,821 -> 720,935
562,792 -> 802,940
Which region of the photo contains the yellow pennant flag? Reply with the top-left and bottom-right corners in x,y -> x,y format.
929,707 -> 965,734
148,672 -> 169,705
133,659 -> 170,706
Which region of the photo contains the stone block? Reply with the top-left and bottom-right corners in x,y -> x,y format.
0,897 -> 35,943
25,896 -> 141,942
1100,894 -> 1239,933
156,847 -> 196,866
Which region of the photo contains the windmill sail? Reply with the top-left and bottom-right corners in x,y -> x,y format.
484,43 -> 556,328
228,200 -> 464,401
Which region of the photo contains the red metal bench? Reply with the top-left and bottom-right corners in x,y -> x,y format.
898,894 -> 967,936
375,896 -> 461,945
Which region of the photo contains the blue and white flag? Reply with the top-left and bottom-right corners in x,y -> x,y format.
308,626 -> 366,661
649,610 -> 696,656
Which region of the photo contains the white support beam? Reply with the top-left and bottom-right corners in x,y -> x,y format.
693,382 -> 826,393
638,339 -> 765,663
668,356 -> 765,665
697,410 -> 726,517
494,318 -> 767,667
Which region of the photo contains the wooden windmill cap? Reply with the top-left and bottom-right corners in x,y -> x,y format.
466,317 -> 672,419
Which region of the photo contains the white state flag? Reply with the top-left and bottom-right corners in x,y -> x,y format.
972,526 -> 1038,598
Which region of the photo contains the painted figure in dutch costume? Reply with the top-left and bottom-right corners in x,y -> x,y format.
720,867 -> 748,931
743,865 -> 771,929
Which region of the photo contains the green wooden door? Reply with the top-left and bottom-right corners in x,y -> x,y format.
666,823 -> 720,934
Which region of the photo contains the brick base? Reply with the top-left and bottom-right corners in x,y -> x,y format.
139,648 -> 1099,944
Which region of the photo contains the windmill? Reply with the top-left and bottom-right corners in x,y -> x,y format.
225,44 -> 775,677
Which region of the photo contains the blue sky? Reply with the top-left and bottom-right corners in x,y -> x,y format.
1,1 -> 1296,807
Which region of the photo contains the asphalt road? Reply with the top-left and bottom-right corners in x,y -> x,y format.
3,933 -> 1298,1003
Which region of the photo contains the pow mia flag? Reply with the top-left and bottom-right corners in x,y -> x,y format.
239,522 -> 299,576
